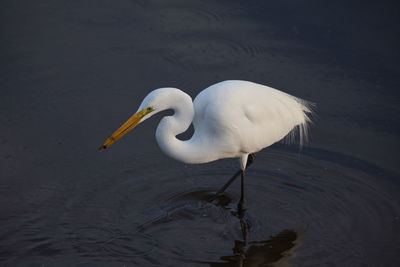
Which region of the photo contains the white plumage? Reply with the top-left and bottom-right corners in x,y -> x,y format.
100,80 -> 313,210
128,80 -> 312,169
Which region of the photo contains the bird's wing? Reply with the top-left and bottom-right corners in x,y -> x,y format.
193,80 -> 312,156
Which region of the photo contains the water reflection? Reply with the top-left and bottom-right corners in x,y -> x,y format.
206,227 -> 302,267
137,188 -> 303,266
203,204 -> 303,267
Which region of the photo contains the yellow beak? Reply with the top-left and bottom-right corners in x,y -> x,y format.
100,107 -> 153,151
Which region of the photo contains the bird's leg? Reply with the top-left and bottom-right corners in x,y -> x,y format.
237,153 -> 255,213
239,217 -> 248,243
209,153 -> 256,202
237,171 -> 246,215
209,170 -> 242,202
247,153 -> 256,168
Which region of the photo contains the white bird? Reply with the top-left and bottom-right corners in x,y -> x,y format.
100,80 -> 313,212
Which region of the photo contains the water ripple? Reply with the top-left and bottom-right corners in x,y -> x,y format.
1,147 -> 398,265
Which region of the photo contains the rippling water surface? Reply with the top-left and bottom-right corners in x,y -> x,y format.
1,0 -> 399,266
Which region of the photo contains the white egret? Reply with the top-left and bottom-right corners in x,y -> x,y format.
100,80 -> 313,212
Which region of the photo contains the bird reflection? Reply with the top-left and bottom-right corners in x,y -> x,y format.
137,190 -> 303,266
205,213 -> 303,267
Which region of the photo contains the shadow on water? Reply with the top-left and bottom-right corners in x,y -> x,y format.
137,188 -> 304,266
203,204 -> 304,267
205,228 -> 302,267
1,146 -> 399,265
137,189 -> 234,233
123,145 -> 399,266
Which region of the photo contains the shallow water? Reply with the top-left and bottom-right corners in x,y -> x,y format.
1,0 -> 399,266
1,146 -> 399,266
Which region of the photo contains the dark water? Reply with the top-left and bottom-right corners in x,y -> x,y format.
1,0 -> 399,266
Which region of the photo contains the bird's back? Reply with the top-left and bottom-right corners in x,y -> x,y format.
192,80 -> 312,158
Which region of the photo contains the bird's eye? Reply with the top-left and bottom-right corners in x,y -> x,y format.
147,107 -> 153,111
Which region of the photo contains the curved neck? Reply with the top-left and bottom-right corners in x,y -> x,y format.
154,89 -> 210,164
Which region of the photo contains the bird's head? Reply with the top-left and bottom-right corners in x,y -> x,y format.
99,89 -> 167,152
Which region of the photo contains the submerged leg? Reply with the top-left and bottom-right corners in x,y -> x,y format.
237,171 -> 246,214
209,153 -> 256,202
